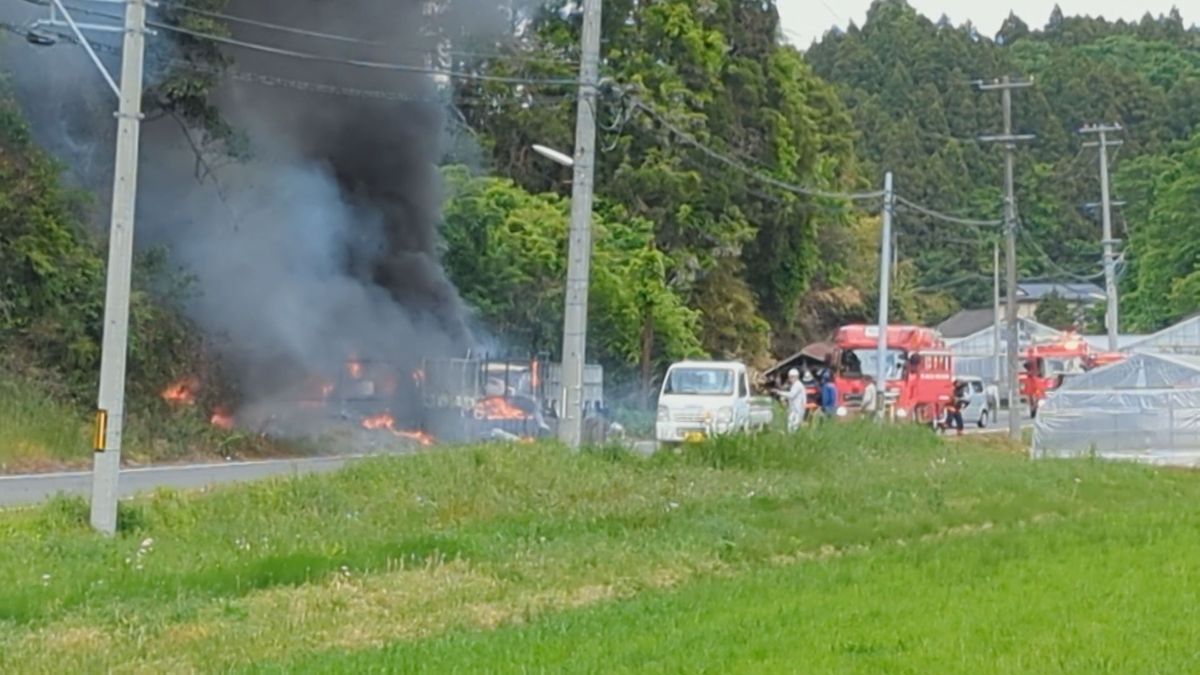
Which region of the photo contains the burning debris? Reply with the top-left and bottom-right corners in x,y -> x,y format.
360,412 -> 435,446
161,378 -> 199,406
473,396 -> 532,421
210,409 -> 236,431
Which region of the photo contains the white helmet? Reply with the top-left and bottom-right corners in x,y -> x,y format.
788,368 -> 800,378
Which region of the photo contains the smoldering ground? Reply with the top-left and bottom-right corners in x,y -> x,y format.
2,0 -> 539,434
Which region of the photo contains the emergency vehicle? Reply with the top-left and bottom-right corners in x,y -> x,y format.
830,324 -> 954,424
1021,333 -> 1127,417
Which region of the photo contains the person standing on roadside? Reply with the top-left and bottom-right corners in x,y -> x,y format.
821,371 -> 839,419
775,368 -> 807,433
860,375 -> 878,418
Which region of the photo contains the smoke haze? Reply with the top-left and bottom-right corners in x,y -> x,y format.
2,0 -> 535,433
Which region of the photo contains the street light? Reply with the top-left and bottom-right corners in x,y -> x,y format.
532,144 -> 575,168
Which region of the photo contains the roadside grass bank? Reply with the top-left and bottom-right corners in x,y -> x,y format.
0,370 -> 321,474
0,425 -> 1195,672
0,374 -> 90,473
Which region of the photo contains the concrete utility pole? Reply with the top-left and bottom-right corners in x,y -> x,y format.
1081,123 -> 1124,352
558,0 -> 602,448
993,240 -> 1001,386
874,171 -> 894,417
90,0 -> 148,534
979,76 -> 1035,441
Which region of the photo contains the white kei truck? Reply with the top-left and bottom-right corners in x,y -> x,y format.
655,361 -> 773,444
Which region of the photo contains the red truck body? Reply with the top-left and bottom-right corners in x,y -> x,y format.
831,324 -> 954,423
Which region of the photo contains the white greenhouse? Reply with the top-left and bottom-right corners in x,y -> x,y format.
1127,315 -> 1200,356
1033,352 -> 1200,466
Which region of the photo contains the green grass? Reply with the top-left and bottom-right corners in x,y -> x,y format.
0,425 -> 1197,672
278,510 -> 1200,674
0,372 -> 89,470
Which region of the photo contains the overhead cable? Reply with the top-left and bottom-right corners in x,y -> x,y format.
155,0 -> 579,65
52,2 -> 580,86
894,195 -> 1003,227
629,97 -> 885,202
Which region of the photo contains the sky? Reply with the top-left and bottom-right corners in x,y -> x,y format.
778,0 -> 1192,47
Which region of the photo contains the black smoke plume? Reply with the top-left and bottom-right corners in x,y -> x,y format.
2,0 -> 528,434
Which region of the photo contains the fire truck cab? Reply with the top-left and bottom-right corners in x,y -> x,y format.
830,324 -> 953,424
1020,334 -> 1090,418
1020,335 -> 1129,417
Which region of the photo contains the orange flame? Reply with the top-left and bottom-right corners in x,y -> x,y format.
161,378 -> 199,406
210,408 -> 235,430
362,412 -> 394,431
396,429 -> 435,446
474,396 -> 531,420
360,412 -> 435,446
347,360 -> 364,380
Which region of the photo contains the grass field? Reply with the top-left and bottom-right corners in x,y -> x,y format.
2,425 -> 1198,672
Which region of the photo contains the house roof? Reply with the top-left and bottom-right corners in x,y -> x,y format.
936,308 -> 995,339
1016,282 -> 1105,303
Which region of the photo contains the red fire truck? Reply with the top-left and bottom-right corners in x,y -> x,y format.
1021,334 -> 1127,417
830,324 -> 954,423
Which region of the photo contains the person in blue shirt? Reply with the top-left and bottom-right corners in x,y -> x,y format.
820,372 -> 838,417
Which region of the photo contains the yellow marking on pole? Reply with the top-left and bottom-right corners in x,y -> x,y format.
93,410 -> 108,452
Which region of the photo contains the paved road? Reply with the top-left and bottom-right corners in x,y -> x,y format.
963,408 -> 1035,435
0,455 -> 360,508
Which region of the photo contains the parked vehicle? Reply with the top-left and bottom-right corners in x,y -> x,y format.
656,361 -> 771,443
955,375 -> 992,428
1020,334 -> 1090,418
830,324 -> 954,424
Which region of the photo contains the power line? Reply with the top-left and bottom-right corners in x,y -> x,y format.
1018,226 -> 1107,282
19,25 -> 571,110
50,2 -> 580,86
628,96 -> 884,201
155,0 -> 580,66
914,273 -> 992,292
894,195 -> 1003,227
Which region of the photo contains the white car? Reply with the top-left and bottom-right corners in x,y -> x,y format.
956,376 -> 992,428
656,361 -> 769,443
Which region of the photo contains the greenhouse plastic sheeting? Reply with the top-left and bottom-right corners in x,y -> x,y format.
1056,352 -> 1200,391
1034,353 -> 1200,465
1033,389 -> 1200,463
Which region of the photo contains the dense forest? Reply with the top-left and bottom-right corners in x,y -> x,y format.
806,1 -> 1200,332
1,0 -> 1197,415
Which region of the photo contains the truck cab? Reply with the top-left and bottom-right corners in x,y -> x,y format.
831,324 -> 953,423
1021,334 -> 1089,417
656,361 -> 766,443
